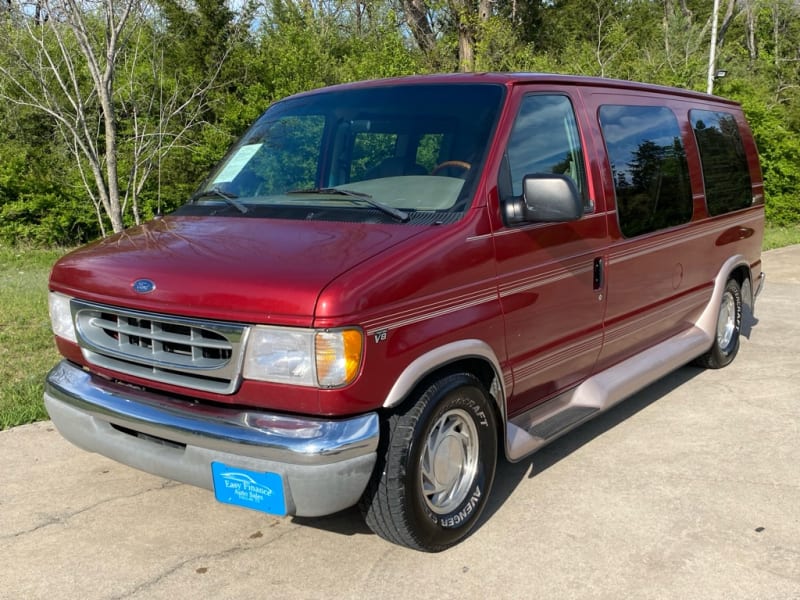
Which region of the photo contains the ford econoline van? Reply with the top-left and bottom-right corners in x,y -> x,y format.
45,73 -> 765,551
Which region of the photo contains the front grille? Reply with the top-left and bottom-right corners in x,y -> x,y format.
72,300 -> 248,394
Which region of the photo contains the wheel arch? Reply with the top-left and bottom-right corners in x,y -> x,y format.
382,340 -> 507,427
696,255 -> 752,340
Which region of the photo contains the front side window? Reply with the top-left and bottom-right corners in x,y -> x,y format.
599,105 -> 692,238
189,84 -> 505,223
690,110 -> 752,216
501,94 -> 588,204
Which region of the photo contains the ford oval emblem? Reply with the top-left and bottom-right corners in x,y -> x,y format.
132,279 -> 156,294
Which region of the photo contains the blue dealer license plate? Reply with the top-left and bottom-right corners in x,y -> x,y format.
211,462 -> 287,516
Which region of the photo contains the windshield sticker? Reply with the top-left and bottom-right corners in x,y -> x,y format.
212,143 -> 262,184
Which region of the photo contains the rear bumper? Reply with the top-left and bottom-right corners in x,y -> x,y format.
44,360 -> 379,517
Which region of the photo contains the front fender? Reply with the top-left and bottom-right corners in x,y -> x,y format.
382,339 -> 507,420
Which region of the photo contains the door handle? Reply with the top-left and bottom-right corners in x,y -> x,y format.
593,257 -> 604,291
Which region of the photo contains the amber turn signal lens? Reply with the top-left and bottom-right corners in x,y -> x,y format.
315,328 -> 363,387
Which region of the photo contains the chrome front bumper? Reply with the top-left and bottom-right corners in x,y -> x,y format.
44,360 -> 379,517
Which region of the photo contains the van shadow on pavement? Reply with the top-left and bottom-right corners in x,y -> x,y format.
285,304 -> 761,544
291,364 -> 709,543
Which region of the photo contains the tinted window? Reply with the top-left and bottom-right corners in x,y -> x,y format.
502,94 -> 588,203
416,133 -> 445,172
223,115 -> 325,196
350,132 -> 398,181
690,110 -> 752,216
197,84 -> 504,219
599,105 -> 692,237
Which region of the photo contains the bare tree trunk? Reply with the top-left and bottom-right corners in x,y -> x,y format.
64,0 -> 133,232
0,0 -> 134,233
478,0 -> 490,21
120,27 -> 225,225
717,0 -> 738,45
745,1 -> 758,60
772,1 -> 779,68
402,0 -> 435,55
33,0 -> 45,24
458,23 -> 475,72
450,0 -> 475,73
593,1 -> 629,78
678,0 -> 693,20
450,0 -> 491,73
0,0 -> 224,236
354,0 -> 364,35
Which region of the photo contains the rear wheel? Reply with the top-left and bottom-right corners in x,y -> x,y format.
360,372 -> 497,552
695,278 -> 742,369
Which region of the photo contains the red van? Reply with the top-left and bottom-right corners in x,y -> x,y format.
45,73 -> 765,551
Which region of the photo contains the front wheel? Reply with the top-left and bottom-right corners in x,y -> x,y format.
695,278 -> 742,369
360,372 -> 498,552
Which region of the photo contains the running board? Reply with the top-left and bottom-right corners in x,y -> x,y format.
506,326 -> 712,462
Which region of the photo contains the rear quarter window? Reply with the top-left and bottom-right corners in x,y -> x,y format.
599,105 -> 693,238
690,110 -> 752,216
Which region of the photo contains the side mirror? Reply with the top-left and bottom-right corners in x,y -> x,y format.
504,174 -> 584,225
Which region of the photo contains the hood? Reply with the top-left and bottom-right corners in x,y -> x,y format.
50,216 -> 425,325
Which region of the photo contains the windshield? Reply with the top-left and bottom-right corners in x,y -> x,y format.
185,83 -> 505,223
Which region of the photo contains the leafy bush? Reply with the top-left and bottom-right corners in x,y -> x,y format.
735,86 -> 800,226
0,0 -> 798,249
0,145 -> 99,246
0,193 -> 99,247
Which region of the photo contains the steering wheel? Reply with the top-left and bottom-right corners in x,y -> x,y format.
431,160 -> 472,175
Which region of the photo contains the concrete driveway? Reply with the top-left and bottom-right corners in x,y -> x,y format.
2,247 -> 799,600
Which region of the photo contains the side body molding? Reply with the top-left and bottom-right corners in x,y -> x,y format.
505,256 -> 755,462
380,257 -> 756,464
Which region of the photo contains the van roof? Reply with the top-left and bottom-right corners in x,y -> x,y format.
291,72 -> 738,106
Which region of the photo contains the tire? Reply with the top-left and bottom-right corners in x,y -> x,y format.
695,278 -> 742,369
359,372 -> 498,552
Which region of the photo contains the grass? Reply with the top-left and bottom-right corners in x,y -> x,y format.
0,245 -> 66,430
1,225 -> 798,431
763,223 -> 800,250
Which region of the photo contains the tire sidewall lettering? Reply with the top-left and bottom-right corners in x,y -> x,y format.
411,383 -> 496,536
438,484 -> 483,529
361,372 -> 497,551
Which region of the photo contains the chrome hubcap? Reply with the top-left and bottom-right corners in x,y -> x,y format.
420,408 -> 479,514
716,291 -> 737,352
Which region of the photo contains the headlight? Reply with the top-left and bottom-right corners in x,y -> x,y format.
48,292 -> 77,343
243,327 -> 315,386
243,326 -> 363,388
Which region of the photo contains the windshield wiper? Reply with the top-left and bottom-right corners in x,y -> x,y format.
288,188 -> 410,223
191,186 -> 249,214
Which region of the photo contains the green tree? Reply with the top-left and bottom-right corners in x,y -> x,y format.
0,0 -> 230,236
1,0 -> 799,246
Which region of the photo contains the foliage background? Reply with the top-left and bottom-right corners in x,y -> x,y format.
0,0 -> 798,244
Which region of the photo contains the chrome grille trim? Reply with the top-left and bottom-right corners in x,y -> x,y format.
71,299 -> 249,394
